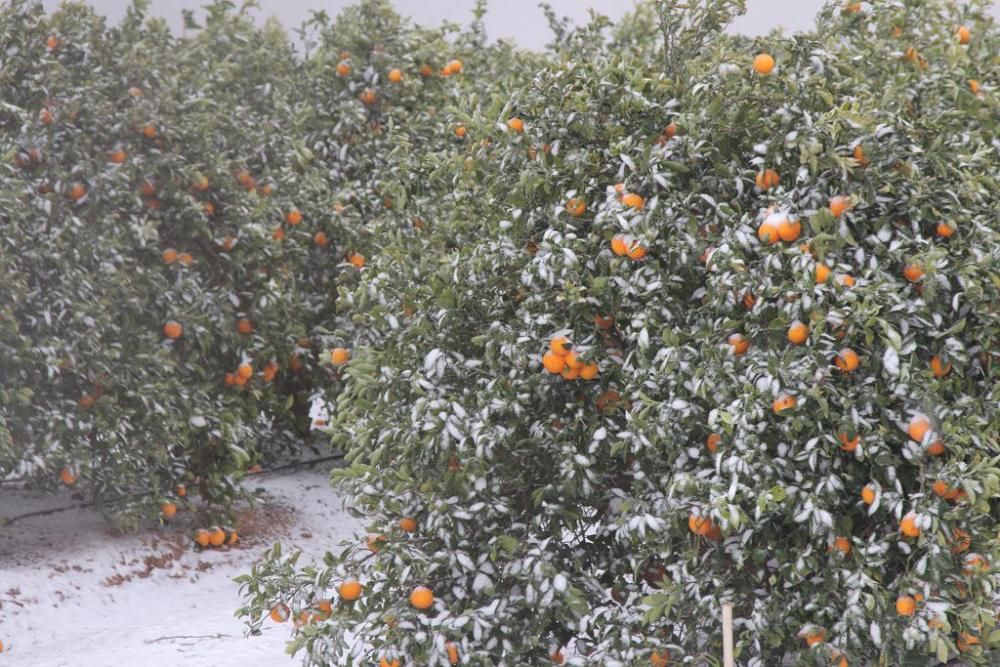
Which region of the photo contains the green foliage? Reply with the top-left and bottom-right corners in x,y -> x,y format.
237,0 -> 1000,665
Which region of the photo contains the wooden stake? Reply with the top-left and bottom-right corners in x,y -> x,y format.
722,601 -> 734,667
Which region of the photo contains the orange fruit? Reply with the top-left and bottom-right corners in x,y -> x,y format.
957,633 -> 980,652
366,534 -> 387,553
926,440 -> 945,456
400,517 -> 417,533
47,34 -> 60,50
755,168 -> 780,191
835,274 -> 856,287
895,595 -> 916,616
837,433 -> 860,452
409,586 -> 434,609
107,148 -> 126,164
728,333 -> 749,356
262,361 -> 278,382
907,414 -> 931,443
663,121 -> 677,139
176,484 -> 187,497
454,125 -> 466,138
194,529 -> 211,547
387,68 -> 403,83
834,348 -> 860,372
236,318 -> 253,335
900,512 -> 921,538
611,235 -> 629,256
804,629 -> 825,647
627,242 -> 647,260
829,196 -> 849,217
348,253 -> 366,268
542,351 -> 566,374
507,117 -> 524,133
177,253 -> 193,266
651,649 -> 670,666
161,502 -> 177,519
956,26 -> 971,44
336,61 -> 351,76
963,553 -> 989,575
339,578 -> 363,601
853,144 -> 869,167
38,107 -> 54,125
935,222 -> 954,238
59,467 -> 77,485
566,198 -> 586,217
209,527 -> 226,546
161,248 -> 178,264
843,2 -> 862,12
420,64 -> 433,77
286,208 -> 302,225
903,264 -> 924,282
688,514 -> 711,536
753,53 -> 775,75
447,59 -> 463,73
237,363 -> 253,380
163,321 -> 183,339
269,604 -> 290,623
579,362 -> 599,380
930,355 -> 951,378
331,347 -> 350,365
550,650 -> 564,664
968,79 -> 980,95
560,364 -> 580,381
706,433 -> 721,453
594,314 -> 614,329
777,217 -> 801,242
833,536 -> 852,555
932,480 -> 950,498
380,659 -> 401,667
772,394 -> 796,414
787,321 -> 809,345
549,336 -> 572,357
757,219 -> 780,245
951,528 -> 972,554
67,182 -> 87,201
815,264 -> 831,283
622,193 -> 645,210
861,484 -> 876,505
446,642 -> 460,665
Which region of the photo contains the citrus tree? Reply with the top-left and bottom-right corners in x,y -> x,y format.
239,0 -> 1000,664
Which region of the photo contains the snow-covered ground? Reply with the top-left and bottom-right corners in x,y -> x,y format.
0,470 -> 360,666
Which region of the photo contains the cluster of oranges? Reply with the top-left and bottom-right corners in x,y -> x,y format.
541,336 -> 600,381
193,526 -> 239,549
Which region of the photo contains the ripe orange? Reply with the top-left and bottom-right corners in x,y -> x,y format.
77,393 -> 95,409
348,253 -> 366,268
815,264 -> 831,283
400,517 -> 417,533
388,68 -> 403,83
832,536 -> 851,555
409,586 -> 434,609
968,79 -> 980,95
194,529 -> 211,547
286,208 -> 302,225
930,355 -> 951,378
454,125 -> 466,138
772,394 -> 796,414
59,467 -> 77,485
107,148 -> 126,164
956,26 -> 971,44
627,241 -> 647,260
161,248 -> 178,264
903,264 -> 924,282
507,117 -> 524,133
932,480 -> 950,498
926,440 -> 945,456
755,168 -> 779,191
236,363 -> 253,380
837,432 -> 860,452
161,502 -> 177,519
728,333 -> 749,356
907,414 -> 931,442
834,348 -> 860,372
787,321 -> 809,345
651,649 -> 670,667
313,231 -> 329,247
550,650 -> 564,664
621,193 -> 645,210
663,121 -> 677,139
951,528 -> 972,554
380,659 -> 400,667
208,527 -> 226,547
935,222 -> 954,238
578,362 -> 599,380
236,318 -> 253,336
757,219 -> 780,245
594,314 -> 614,329
835,273 -> 856,288
861,484 -> 876,505
331,347 -> 350,365
549,336 -> 572,357
804,629 -> 825,646
829,196 -> 849,217
777,216 -> 801,242
366,534 -> 387,553
853,144 -> 869,167
262,361 -> 278,382
706,433 -> 720,453
176,484 -> 187,497
895,595 -> 916,616
177,253 -> 193,266
269,604 -> 290,623
963,553 -> 989,575
688,514 -> 712,536
420,64 -> 433,77
447,59 -> 463,73
566,198 -> 586,217
900,513 -> 921,538
39,107 -> 54,124
336,61 -> 351,76
339,578 -> 363,601
67,182 -> 87,201
163,321 -> 183,339
957,633 -> 980,653
753,53 -> 775,75
542,351 -> 566,374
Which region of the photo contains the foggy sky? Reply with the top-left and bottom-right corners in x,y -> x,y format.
40,1 -> 1000,49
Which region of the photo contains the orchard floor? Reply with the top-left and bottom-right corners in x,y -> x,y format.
0,469 -> 360,666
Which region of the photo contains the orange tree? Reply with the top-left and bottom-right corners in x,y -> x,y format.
0,0 -> 489,527
238,0 -> 999,664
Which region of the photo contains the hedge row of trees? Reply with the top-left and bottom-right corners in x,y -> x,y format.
3,0 -> 999,664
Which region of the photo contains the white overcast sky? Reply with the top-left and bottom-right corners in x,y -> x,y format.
43,1 -> 999,49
